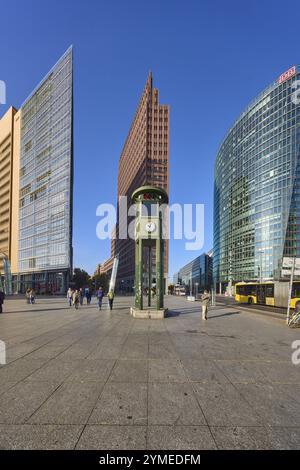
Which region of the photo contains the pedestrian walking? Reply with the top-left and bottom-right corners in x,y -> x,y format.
30,289 -> 36,304
97,287 -> 104,310
67,288 -> 73,307
0,290 -> 5,313
79,288 -> 84,306
108,290 -> 114,311
85,288 -> 91,304
151,287 -> 156,299
25,288 -> 31,304
201,290 -> 210,320
73,289 -> 80,309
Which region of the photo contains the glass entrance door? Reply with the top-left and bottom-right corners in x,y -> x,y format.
257,284 -> 266,304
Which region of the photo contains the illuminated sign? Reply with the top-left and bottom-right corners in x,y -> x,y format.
278,66 -> 296,84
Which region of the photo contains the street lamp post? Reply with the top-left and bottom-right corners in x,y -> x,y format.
228,249 -> 233,296
258,250 -> 264,283
211,278 -> 216,306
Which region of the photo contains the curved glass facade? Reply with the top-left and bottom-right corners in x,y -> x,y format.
214,66 -> 300,288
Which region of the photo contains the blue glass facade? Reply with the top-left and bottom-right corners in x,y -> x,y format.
214,67 -> 300,288
175,253 -> 212,293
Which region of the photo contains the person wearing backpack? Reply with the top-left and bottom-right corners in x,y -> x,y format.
108,290 -> 114,310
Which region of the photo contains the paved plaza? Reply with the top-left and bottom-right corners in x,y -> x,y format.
0,295 -> 300,450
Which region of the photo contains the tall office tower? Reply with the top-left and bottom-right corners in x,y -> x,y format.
16,47 -> 73,293
114,72 -> 170,292
214,65 -> 300,292
0,107 -> 20,276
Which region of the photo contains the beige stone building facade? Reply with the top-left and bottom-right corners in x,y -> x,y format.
0,48 -> 73,294
0,107 -> 20,275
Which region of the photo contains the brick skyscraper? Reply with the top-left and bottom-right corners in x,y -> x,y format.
112,72 -> 170,292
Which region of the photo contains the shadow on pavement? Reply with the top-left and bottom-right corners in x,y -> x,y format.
208,310 -> 241,319
166,309 -> 199,317
1,304 -> 136,315
166,309 -> 241,318
1,307 -> 75,315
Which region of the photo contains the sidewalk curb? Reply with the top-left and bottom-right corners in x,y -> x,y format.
216,302 -> 286,321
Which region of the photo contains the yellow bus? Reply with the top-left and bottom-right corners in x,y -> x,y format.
235,281 -> 300,309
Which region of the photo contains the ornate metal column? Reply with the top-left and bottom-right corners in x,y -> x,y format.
130,185 -> 168,318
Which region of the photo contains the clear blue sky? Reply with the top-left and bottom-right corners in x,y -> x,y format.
1,0 -> 300,276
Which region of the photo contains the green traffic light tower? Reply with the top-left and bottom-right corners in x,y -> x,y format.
130,185 -> 168,319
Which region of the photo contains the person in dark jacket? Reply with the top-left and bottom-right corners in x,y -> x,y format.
85,288 -> 91,304
0,290 -> 5,313
79,288 -> 84,306
97,287 -> 104,310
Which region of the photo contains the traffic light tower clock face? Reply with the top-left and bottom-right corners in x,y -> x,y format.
131,186 -> 168,318
145,221 -> 156,233
135,218 -> 159,239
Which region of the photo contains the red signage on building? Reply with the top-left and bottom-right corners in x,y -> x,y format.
278,66 -> 296,84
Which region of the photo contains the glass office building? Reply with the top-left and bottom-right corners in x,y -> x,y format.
214,66 -> 300,291
174,253 -> 212,294
17,48 -> 73,293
